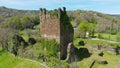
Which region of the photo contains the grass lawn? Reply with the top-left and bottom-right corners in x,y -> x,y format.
74,38 -> 120,68
77,51 -> 120,68
95,33 -> 117,41
0,50 -> 46,68
74,38 -> 119,47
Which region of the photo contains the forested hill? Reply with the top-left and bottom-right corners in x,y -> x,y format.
68,10 -> 120,26
110,14 -> 120,18
0,6 -> 39,23
0,6 -> 119,23
0,6 -> 120,34
67,10 -> 120,34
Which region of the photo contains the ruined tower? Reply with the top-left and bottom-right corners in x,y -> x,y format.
40,7 -> 74,60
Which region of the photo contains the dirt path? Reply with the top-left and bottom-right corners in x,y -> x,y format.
91,38 -> 119,43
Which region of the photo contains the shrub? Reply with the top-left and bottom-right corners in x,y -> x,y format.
39,38 -> 60,57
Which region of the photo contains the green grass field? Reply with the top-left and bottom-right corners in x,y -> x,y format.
78,51 -> 120,68
73,37 -> 120,68
95,33 -> 117,41
0,50 -> 46,68
74,38 -> 119,47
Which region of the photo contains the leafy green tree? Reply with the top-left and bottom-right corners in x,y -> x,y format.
0,28 -> 15,51
3,15 -> 39,30
4,16 -> 21,30
87,16 -> 97,24
21,16 -> 33,29
21,15 -> 39,29
88,23 -> 95,37
31,15 -> 39,25
77,21 -> 89,38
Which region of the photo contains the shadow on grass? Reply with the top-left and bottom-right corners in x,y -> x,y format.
0,49 -> 7,56
75,47 -> 91,61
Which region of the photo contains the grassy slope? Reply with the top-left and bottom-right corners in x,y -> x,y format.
0,50 -> 45,68
74,38 -> 120,68
77,51 -> 120,68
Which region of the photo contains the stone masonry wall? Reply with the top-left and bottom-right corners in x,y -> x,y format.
40,9 -> 60,42
40,7 -> 74,60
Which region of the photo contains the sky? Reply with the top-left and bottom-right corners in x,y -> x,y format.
0,0 -> 120,14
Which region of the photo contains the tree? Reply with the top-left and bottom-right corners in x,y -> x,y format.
21,16 -> 32,29
88,23 -> 95,37
3,16 -> 22,30
21,15 -> 39,29
3,15 -> 39,30
0,28 -> 15,51
12,34 -> 27,56
77,21 -> 89,38
87,16 -> 97,24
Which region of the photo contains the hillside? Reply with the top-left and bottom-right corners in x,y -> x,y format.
1,6 -> 120,25
1,6 -> 119,34
110,14 -> 120,18
0,50 -> 46,68
68,10 -> 120,34
0,6 -> 38,23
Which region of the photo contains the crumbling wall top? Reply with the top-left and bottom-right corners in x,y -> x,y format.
40,7 -> 67,16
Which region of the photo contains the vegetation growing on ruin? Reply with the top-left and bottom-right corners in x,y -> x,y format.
49,11 -> 58,17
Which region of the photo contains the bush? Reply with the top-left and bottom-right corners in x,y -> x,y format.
39,38 -> 60,57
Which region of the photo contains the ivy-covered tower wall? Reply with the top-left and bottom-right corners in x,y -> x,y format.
40,7 -> 74,60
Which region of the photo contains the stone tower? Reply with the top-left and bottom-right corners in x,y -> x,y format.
40,7 -> 74,60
